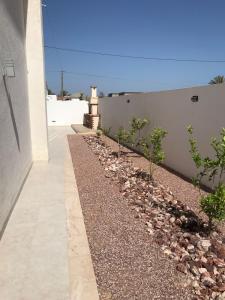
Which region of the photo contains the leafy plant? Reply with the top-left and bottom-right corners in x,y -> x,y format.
141,128 -> 167,179
115,127 -> 130,158
200,184 -> 225,229
187,125 -> 225,229
114,118 -> 167,178
101,127 -> 111,136
96,129 -> 102,138
209,75 -> 225,85
129,117 -> 149,148
187,126 -> 225,188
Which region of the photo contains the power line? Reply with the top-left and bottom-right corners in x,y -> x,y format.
45,45 -> 225,63
46,70 -> 124,80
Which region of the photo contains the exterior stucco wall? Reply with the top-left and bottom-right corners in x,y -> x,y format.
99,84 -> 225,187
26,0 -> 49,161
0,0 -> 32,231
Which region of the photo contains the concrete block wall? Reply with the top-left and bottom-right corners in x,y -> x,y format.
47,99 -> 88,126
99,84 -> 225,187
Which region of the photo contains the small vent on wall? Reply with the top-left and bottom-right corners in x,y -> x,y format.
191,95 -> 199,103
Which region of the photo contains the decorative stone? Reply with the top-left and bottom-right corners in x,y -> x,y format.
214,258 -> 225,268
169,217 -> 176,224
164,249 -> 172,256
134,199 -> 144,207
213,266 -> 219,276
211,239 -> 225,259
190,265 -> 200,277
217,292 -> 225,300
176,263 -> 187,274
170,241 -> 178,251
218,284 -> 225,292
199,268 -> 208,274
197,239 -> 211,252
201,275 -> 215,287
192,280 -> 200,289
147,229 -> 154,235
180,215 -> 187,222
154,221 -> 164,229
200,256 -> 208,264
187,244 -> 195,253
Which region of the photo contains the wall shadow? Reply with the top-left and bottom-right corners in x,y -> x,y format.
3,75 -> 20,151
1,0 -> 28,39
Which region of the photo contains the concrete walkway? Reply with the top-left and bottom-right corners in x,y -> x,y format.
0,126 -> 99,300
71,124 -> 96,135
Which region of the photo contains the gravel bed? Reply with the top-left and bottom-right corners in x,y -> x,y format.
68,135 -> 194,300
101,135 -> 203,214
101,135 -> 225,234
82,136 -> 225,299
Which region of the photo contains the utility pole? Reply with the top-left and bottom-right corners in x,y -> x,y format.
60,70 -> 64,99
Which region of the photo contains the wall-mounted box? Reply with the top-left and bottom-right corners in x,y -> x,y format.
3,60 -> 15,77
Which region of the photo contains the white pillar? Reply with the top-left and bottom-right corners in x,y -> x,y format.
26,0 -> 49,161
91,86 -> 97,98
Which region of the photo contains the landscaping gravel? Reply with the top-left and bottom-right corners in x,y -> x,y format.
101,135 -> 225,234
68,135 -> 194,300
101,135 -> 203,218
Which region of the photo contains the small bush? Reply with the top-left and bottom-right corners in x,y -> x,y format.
129,117 -> 149,148
141,128 -> 167,179
200,184 -> 225,228
96,130 -> 102,138
114,117 -> 167,179
101,127 -> 111,136
187,125 -> 225,229
115,127 -> 130,157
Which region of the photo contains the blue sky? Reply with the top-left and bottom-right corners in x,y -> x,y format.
43,0 -> 225,95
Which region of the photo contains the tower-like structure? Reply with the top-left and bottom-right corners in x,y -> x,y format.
83,86 -> 100,130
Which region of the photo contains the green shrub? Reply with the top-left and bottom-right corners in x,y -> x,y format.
115,127 -> 130,157
141,128 -> 167,179
101,127 -> 111,136
129,117 -> 149,148
187,126 -> 225,229
114,118 -> 167,179
200,184 -> 225,228
96,129 -> 102,138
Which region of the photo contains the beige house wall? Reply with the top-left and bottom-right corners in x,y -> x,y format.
26,0 -> 48,161
0,0 -> 48,233
99,84 -> 225,187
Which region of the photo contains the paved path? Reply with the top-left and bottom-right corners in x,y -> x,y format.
0,126 -> 99,300
71,124 -> 96,135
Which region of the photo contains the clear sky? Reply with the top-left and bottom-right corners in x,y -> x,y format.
43,0 -> 225,95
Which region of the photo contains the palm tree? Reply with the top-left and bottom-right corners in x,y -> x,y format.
209,75 -> 225,85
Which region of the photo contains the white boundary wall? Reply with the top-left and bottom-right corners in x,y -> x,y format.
99,84 -> 225,187
47,99 -> 88,126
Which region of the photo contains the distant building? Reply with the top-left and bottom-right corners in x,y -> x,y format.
71,92 -> 87,100
108,92 -> 142,97
108,92 -> 120,97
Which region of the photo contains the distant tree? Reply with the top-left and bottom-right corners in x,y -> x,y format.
209,75 -> 225,85
47,88 -> 54,95
99,91 -> 105,98
79,92 -> 86,100
58,90 -> 70,96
